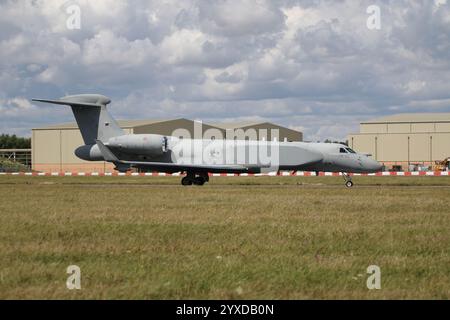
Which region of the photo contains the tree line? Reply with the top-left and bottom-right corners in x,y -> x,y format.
0,134 -> 31,149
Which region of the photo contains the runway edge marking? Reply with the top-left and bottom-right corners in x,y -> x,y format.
1,171 -> 449,177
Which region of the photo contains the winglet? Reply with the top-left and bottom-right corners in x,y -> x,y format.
95,140 -> 119,162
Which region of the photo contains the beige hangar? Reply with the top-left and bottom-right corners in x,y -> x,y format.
348,113 -> 450,170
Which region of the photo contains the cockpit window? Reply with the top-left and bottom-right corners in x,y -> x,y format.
339,147 -> 356,154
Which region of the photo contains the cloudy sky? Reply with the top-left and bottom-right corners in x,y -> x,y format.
0,0 -> 449,141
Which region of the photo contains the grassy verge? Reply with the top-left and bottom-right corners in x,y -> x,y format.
0,176 -> 449,299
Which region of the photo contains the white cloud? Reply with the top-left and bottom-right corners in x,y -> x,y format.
82,30 -> 155,66
199,0 -> 285,36
8,97 -> 33,110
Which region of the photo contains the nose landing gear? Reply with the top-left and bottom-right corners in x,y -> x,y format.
342,173 -> 353,188
181,172 -> 209,186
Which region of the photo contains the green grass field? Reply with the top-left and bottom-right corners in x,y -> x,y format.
0,175 -> 449,299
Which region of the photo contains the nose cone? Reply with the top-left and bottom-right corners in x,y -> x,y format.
365,158 -> 383,172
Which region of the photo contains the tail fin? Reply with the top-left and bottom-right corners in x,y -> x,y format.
32,94 -> 124,144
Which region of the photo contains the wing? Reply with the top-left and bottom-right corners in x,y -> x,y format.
95,140 -> 251,173
124,160 -> 250,173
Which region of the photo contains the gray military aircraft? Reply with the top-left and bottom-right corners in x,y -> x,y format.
33,94 -> 382,187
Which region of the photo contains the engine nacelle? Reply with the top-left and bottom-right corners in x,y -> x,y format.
107,134 -> 168,156
75,144 -> 104,161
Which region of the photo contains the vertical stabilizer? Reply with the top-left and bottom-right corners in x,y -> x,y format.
33,94 -> 124,144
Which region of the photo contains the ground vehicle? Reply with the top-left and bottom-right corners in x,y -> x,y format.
434,157 -> 450,171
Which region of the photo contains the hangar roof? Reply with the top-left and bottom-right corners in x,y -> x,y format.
34,118 -> 300,131
210,121 -> 270,129
33,118 -> 188,130
362,113 -> 450,124
210,121 -> 299,131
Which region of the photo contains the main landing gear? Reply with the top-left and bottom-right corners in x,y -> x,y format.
181,172 -> 209,186
342,173 -> 354,188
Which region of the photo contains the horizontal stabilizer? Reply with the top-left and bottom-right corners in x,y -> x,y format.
32,99 -> 102,108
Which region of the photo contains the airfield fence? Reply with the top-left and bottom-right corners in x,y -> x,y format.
0,149 -> 32,171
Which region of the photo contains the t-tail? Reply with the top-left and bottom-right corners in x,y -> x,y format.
32,94 -> 124,144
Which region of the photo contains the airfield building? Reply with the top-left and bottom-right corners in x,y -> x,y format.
31,119 -> 302,173
348,113 -> 450,171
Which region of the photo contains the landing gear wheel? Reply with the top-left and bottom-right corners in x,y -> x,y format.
181,176 -> 193,186
181,173 -> 208,186
193,177 -> 206,185
342,172 -> 354,188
